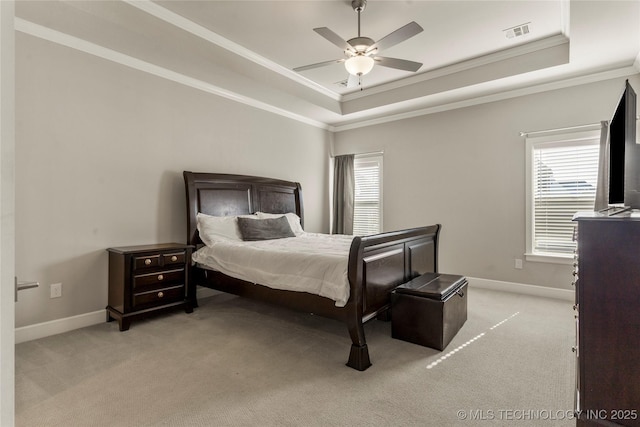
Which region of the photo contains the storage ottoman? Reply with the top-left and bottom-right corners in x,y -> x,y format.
391,273 -> 468,350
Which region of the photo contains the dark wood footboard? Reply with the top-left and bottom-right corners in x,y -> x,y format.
344,225 -> 440,370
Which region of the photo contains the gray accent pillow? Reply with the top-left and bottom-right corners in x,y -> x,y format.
237,216 -> 296,241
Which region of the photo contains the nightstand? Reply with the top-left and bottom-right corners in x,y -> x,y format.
106,243 -> 194,331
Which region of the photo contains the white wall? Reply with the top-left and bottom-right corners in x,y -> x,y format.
1,1 -> 15,424
15,33 -> 331,328
334,75 -> 640,290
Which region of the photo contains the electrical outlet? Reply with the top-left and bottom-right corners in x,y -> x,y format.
50,283 -> 62,298
515,259 -> 523,269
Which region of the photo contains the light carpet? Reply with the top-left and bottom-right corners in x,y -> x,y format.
16,287 -> 575,426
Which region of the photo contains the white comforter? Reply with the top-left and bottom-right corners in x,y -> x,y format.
192,233 -> 355,307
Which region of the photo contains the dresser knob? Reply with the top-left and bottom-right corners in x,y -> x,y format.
158,291 -> 164,298
158,274 -> 164,281
145,259 -> 151,265
171,256 -> 178,262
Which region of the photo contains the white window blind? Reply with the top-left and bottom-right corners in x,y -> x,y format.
353,154 -> 383,236
529,136 -> 599,256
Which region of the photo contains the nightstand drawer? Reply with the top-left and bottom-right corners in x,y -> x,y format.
162,251 -> 186,266
133,285 -> 184,310
133,268 -> 184,291
134,255 -> 161,270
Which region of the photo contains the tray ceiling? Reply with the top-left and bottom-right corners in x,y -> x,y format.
15,1 -> 640,130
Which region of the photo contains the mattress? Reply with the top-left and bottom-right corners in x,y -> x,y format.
192,232 -> 354,307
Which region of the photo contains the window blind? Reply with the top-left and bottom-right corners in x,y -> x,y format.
353,155 -> 382,236
532,142 -> 599,254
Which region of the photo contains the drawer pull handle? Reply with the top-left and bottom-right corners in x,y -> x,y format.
171,256 -> 178,262
145,259 -> 151,265
158,274 -> 164,281
158,291 -> 164,298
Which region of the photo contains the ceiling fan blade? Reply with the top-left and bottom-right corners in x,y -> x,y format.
366,21 -> 423,53
374,56 -> 423,72
313,27 -> 354,52
293,58 -> 345,72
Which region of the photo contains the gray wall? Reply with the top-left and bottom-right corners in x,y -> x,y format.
15,33 -> 331,328
333,75 -> 640,289
15,28 -> 640,328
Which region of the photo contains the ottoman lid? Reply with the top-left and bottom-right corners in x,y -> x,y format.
395,273 -> 467,301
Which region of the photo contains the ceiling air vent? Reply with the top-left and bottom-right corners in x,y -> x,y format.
504,23 -> 531,39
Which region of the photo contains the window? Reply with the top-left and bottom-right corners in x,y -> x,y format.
353,154 -> 383,235
526,130 -> 600,262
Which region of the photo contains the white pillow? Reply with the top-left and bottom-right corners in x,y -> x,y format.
256,212 -> 304,235
196,213 -> 252,245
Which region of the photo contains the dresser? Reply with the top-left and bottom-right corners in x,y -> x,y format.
573,213 -> 640,426
107,243 -> 194,331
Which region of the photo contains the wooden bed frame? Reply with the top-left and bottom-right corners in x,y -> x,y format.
183,171 -> 440,371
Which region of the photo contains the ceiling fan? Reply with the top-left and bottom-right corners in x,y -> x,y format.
294,0 -> 424,88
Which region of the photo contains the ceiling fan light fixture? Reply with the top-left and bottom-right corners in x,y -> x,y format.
294,0 -> 423,86
345,55 -> 374,76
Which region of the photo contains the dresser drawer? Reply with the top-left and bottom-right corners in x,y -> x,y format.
133,268 -> 184,292
133,285 -> 184,310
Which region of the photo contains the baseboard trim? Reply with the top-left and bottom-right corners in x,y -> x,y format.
15,286 -> 221,344
15,280 -> 572,343
467,277 -> 574,302
15,310 -> 106,344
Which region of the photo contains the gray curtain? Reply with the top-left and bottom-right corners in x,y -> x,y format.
594,121 -> 610,211
332,154 -> 355,235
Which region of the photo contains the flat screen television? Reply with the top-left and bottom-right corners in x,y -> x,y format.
608,80 -> 638,208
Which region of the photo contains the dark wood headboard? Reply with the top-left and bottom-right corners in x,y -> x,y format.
183,172 -> 304,246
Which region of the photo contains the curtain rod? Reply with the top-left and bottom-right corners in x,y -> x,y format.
519,122 -> 602,138
331,150 -> 384,158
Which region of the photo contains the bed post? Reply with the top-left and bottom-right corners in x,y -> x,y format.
346,236 -> 371,371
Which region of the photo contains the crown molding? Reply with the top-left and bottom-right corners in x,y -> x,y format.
123,0 -> 342,102
342,34 -> 570,102
128,0 -> 575,114
14,18 -> 331,131
14,15 -> 640,134
330,65 -> 639,132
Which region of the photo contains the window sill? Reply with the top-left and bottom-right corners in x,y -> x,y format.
525,253 -> 574,265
